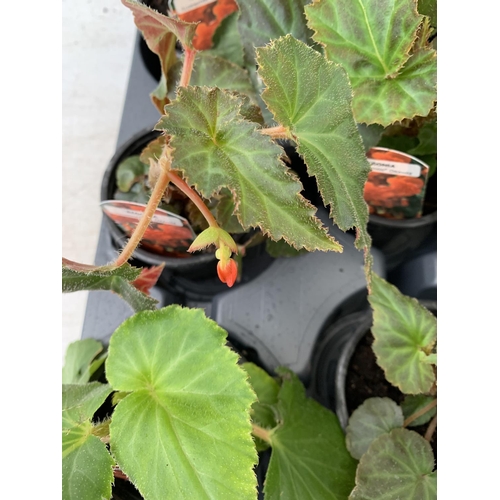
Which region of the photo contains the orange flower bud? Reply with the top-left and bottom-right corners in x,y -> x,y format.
217,258 -> 238,287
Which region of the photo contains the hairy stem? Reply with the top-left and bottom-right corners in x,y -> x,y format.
252,424 -> 272,443
113,167 -> 171,268
179,47 -> 197,87
403,399 -> 437,428
424,414 -> 437,442
260,125 -> 292,140
167,170 -> 219,228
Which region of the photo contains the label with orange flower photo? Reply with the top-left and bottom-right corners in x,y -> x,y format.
364,148 -> 430,219
101,200 -> 197,256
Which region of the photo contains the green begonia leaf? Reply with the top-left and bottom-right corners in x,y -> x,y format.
156,86 -> 341,252
349,429 -> 437,500
408,120 -> 437,156
264,368 -> 357,499
106,306 -> 258,500
191,53 -> 257,102
62,262 -> 158,313
62,426 -> 115,500
368,274 -> 437,394
62,339 -> 104,384
418,0 -> 437,29
357,124 -> 384,152
62,383 -> 114,499
237,0 -> 315,67
257,36 -> 371,250
265,239 -> 308,258
346,398 -> 404,460
401,395 -> 437,427
62,383 -> 112,430
215,189 -> 247,234
241,362 -> 280,451
306,0 -> 437,125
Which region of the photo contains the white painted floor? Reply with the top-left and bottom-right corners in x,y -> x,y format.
62,0 -> 137,361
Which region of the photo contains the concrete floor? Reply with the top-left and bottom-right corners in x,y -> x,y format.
62,0 -> 136,361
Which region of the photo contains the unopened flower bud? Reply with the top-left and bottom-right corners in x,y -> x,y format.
217,258 -> 238,287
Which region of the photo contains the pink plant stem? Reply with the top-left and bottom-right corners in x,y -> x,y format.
403,398 -> 437,428
252,424 -> 271,443
424,414 -> 437,442
179,47 -> 197,87
167,170 -> 219,228
113,167 -> 171,268
260,125 -> 291,140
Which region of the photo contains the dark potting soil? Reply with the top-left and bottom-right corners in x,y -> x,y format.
345,331 -> 437,460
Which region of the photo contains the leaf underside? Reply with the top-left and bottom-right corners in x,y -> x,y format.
257,35 -> 372,250
306,0 -> 437,125
156,86 -> 341,252
106,305 -> 258,500
368,274 -> 437,394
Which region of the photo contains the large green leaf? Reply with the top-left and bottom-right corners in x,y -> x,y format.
368,274 -> 437,394
257,36 -> 371,249
306,0 -> 437,125
156,86 -> 341,251
62,261 -> 158,313
236,0 -> 315,67
62,383 -> 114,500
62,427 -> 115,500
106,306 -> 258,500
349,429 -> 437,500
62,339 -> 105,384
346,398 -> 404,460
264,368 -> 357,500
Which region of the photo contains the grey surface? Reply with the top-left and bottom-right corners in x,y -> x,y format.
212,213 -> 385,381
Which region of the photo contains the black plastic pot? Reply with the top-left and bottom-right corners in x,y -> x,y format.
310,301 -> 437,429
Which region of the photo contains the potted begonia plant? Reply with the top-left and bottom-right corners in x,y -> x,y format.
62,0 -> 437,498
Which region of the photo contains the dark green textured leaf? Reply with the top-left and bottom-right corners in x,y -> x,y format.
62,339 -> 104,384
62,262 -> 158,313
215,189 -> 247,233
358,123 -> 384,152
306,0 -> 437,125
346,398 -> 404,460
156,86 -> 341,251
257,36 -> 371,249
264,368 -> 357,500
418,0 -> 437,29
349,429 -> 437,500
107,306 -> 258,500
265,238 -> 308,258
237,0 -> 315,67
368,274 -> 437,394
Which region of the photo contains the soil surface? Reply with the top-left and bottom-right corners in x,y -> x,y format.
345,331 -> 437,460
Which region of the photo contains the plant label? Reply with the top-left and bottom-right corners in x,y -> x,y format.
101,200 -> 197,255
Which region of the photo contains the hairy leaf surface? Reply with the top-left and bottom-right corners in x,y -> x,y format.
368,274 -> 437,394
106,306 -> 258,500
349,429 -> 437,499
156,86 -> 341,251
257,36 -> 371,249
346,397 -> 404,460
264,368 -> 357,499
306,0 -> 437,125
62,261 -> 158,312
